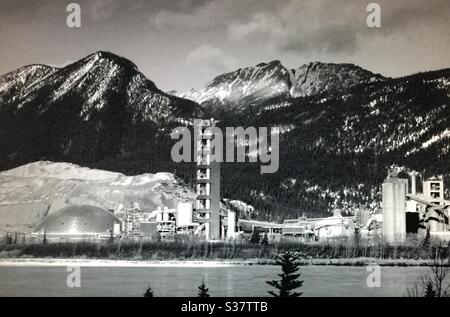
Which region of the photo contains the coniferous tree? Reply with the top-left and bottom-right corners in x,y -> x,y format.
197,280 -> 210,298
423,227 -> 431,246
267,252 -> 303,297
143,284 -> 154,297
447,240 -> 450,266
3,233 -> 12,245
424,282 -> 436,297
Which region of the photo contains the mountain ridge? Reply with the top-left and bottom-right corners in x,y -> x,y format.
0,161 -> 196,232
0,51 -> 200,172
177,60 -> 386,111
0,51 -> 449,221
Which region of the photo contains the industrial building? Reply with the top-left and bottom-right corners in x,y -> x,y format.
382,171 -> 450,243
382,171 -> 408,242
238,210 -> 355,242
33,205 -> 121,241
26,117 -> 360,243
313,213 -> 355,241
27,117 -> 450,244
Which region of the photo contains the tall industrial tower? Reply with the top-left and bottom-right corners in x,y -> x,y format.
195,119 -> 221,240
423,177 -> 447,231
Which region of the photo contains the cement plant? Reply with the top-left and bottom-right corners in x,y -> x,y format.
1,0 -> 450,299
1,119 -> 448,246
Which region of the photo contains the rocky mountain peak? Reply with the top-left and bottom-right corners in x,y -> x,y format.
80,51 -> 139,72
179,60 -> 292,110
179,60 -> 386,111
0,64 -> 57,103
290,61 -> 385,97
0,51 -> 200,171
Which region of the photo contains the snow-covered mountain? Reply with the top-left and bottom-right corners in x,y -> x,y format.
179,60 -> 291,110
290,62 -> 384,97
0,51 -> 449,222
178,61 -> 385,111
0,64 -> 57,104
216,67 -> 450,219
0,51 -> 200,170
0,51 -> 199,123
0,161 -> 195,232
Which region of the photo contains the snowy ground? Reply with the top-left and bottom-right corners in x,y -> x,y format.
0,161 -> 196,232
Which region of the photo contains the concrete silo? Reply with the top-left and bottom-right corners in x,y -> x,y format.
395,179 -> 407,242
227,211 -> 236,239
163,207 -> 170,222
382,180 -> 396,243
382,173 -> 408,243
177,202 -> 194,227
156,207 -> 163,222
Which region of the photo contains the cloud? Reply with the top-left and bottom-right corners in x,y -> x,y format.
226,0 -> 450,55
87,0 -> 124,22
278,24 -> 359,54
149,0 -> 234,30
228,12 -> 282,42
1,0 -> 449,91
227,1 -> 363,54
185,44 -> 237,75
151,9 -> 208,30
47,60 -> 76,68
378,0 -> 450,30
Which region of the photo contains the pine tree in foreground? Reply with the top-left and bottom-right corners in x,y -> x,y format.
198,280 -> 210,298
424,282 -> 436,297
423,227 -> 431,246
42,230 -> 47,244
143,284 -> 154,297
267,251 -> 303,297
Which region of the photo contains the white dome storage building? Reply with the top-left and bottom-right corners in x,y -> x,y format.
33,205 -> 120,241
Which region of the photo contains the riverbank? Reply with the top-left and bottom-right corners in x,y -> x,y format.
0,240 -> 448,266
0,257 -> 445,267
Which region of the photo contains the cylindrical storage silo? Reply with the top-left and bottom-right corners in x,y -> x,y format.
359,209 -> 370,227
163,207 -> 170,221
227,211 -> 236,239
114,223 -> 121,235
382,181 -> 396,243
395,180 -> 407,242
410,173 -> 417,195
204,223 -> 210,239
177,202 -> 193,226
156,207 -> 163,222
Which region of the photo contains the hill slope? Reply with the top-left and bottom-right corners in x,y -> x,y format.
216,68 -> 450,220
0,161 -> 195,232
178,61 -> 385,113
0,51 -> 200,171
1,52 -> 449,221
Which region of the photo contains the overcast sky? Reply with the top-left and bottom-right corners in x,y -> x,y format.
0,0 -> 449,91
